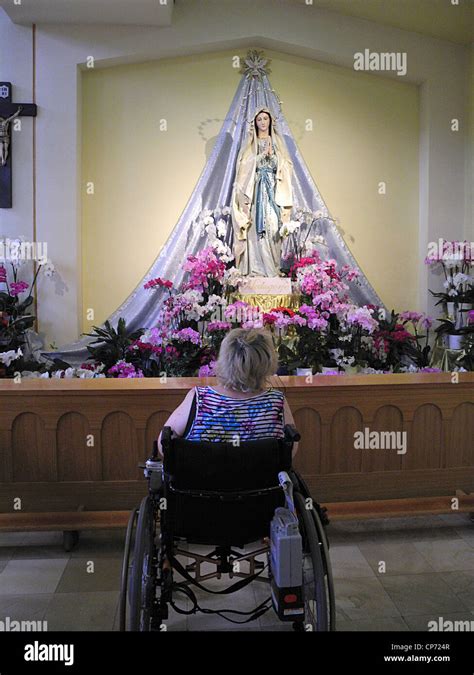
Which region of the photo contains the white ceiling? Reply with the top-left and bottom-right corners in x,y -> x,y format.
296,0 -> 474,46
0,0 -> 472,45
0,0 -> 174,26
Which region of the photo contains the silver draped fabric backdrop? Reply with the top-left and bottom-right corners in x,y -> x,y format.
43,73 -> 386,367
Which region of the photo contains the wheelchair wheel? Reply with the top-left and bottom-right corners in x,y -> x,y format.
129,496 -> 157,631
294,491 -> 331,631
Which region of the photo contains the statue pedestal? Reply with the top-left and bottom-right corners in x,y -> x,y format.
238,276 -> 292,296
230,276 -> 299,313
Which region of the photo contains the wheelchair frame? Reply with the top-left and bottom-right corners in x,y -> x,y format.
119,424 -> 335,632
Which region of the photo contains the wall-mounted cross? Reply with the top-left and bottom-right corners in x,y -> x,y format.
0,82 -> 37,209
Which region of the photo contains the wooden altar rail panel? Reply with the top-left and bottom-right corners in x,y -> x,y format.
0,511 -> 131,532
325,495 -> 474,520
0,374 -> 473,526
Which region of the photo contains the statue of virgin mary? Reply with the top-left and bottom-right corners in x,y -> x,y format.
231,106 -> 293,277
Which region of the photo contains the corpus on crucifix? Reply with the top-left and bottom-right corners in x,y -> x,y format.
0,82 -> 37,208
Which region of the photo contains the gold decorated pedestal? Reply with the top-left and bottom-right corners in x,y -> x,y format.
228,292 -> 301,313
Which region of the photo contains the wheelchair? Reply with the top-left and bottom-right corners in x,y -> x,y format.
119,424 -> 335,631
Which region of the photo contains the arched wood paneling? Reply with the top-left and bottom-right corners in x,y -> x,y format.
447,402 -> 474,467
324,406 -> 363,474
101,412 -> 139,480
404,404 -> 443,470
12,413 -> 56,482
57,412 -> 101,481
362,406 -> 404,472
145,410 -> 172,457
292,407 -> 322,476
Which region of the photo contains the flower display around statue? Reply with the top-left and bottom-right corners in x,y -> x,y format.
3,230 -> 473,379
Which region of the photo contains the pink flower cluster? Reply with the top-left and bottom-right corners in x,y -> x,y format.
345,306 -> 379,334
108,360 -> 144,378
182,246 -> 226,291
172,327 -> 202,345
207,321 -> 232,332
144,277 -> 173,290
398,311 -> 434,330
9,280 -> 29,297
297,258 -> 355,316
0,265 -> 6,283
198,360 -> 217,377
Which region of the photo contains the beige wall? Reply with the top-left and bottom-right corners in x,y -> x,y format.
81,48 -> 419,332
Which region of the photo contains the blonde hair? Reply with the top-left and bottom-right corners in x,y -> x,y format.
214,328 -> 278,393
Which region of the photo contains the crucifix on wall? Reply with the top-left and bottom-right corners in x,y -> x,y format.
0,82 -> 37,209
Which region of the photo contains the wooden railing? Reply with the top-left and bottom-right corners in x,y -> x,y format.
0,373 -> 473,530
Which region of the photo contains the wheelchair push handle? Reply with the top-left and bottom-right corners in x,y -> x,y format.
283,424 -> 301,443
278,471 -> 297,516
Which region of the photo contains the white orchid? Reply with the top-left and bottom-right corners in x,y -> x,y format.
205,223 -> 217,238
216,219 -> 227,237
221,206 -> 231,216
0,348 -> 23,366
182,289 -> 204,304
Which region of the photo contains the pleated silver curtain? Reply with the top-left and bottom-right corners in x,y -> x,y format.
43,70 -> 386,366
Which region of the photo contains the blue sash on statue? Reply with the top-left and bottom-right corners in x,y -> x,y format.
255,166 -> 281,239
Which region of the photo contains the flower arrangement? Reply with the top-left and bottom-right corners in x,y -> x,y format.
425,239 -> 473,326
0,236 -> 56,377
5,225 -> 467,379
279,208 -> 331,272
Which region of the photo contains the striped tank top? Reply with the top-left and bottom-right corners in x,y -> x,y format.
184,385 -> 285,443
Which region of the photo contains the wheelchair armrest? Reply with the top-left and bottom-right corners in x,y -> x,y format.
284,424 -> 301,443
158,426 -> 174,457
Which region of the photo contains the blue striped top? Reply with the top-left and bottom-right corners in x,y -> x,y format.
184,385 -> 285,443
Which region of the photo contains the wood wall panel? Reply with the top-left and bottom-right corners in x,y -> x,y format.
362,406 -> 404,473
11,413 -> 56,482
447,402 -> 474,468
325,407 -> 363,474
57,412 -> 101,482
101,412 -> 138,481
292,408 -> 322,476
0,373 -> 472,514
404,404 -> 443,470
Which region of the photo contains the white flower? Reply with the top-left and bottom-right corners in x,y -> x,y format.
205,223 -> 217,239
0,348 -> 23,366
224,266 -> 243,286
222,206 -> 231,216
39,372 -> 50,378
203,216 -> 214,225
452,272 -> 472,287
182,289 -> 204,304
78,369 -> 95,378
213,240 -> 231,257
287,220 -> 301,234
217,219 -> 227,237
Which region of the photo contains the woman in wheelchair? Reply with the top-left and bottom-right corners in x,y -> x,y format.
157,328 -> 298,458
121,328 -> 335,632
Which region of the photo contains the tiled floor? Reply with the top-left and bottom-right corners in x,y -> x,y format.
0,513 -> 473,631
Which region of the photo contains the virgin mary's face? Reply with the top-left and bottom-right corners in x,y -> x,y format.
255,112 -> 271,133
